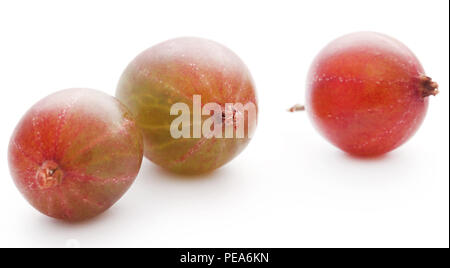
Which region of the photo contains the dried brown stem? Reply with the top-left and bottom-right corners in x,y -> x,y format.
421,76 -> 439,97
288,104 -> 305,112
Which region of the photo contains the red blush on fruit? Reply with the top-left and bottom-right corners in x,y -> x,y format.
8,88 -> 143,221
116,37 -> 258,174
303,32 -> 438,156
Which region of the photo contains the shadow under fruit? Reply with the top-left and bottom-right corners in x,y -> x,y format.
8,88 -> 143,221
116,37 -> 258,174
305,32 -> 439,156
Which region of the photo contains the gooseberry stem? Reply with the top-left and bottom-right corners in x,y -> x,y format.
421,76 -> 439,97
288,104 -> 305,112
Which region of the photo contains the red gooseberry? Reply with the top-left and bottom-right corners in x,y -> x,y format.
8,88 -> 143,221
295,32 -> 439,156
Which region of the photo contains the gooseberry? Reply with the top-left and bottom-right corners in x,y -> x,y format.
8,88 -> 143,221
301,32 -> 438,156
116,37 -> 258,174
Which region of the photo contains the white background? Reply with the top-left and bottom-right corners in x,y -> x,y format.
0,0 -> 448,248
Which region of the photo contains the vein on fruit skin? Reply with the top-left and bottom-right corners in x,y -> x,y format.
45,193 -> 54,218
139,123 -> 173,130
151,137 -> 186,150
31,116 -> 46,160
60,131 -> 112,166
64,170 -> 134,185
173,136 -> 208,164
144,72 -> 192,102
67,184 -> 105,209
12,140 -> 41,165
52,98 -> 77,159
52,95 -> 85,160
57,188 -> 73,220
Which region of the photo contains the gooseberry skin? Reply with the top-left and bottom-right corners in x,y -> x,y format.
8,89 -> 143,221
306,32 -> 438,156
116,37 -> 258,174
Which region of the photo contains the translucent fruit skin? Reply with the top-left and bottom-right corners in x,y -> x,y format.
116,37 -> 258,174
306,32 -> 431,156
8,89 -> 143,221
